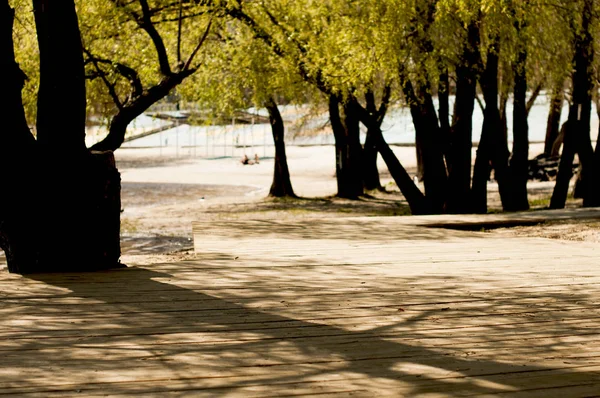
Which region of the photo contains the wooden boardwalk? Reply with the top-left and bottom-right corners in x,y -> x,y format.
1,213 -> 600,396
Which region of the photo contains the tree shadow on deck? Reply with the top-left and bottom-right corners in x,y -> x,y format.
3,255 -> 598,396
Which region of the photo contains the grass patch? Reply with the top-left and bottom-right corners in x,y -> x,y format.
529,197 -> 551,208
121,218 -> 140,233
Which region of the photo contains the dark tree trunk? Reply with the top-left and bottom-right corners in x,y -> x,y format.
0,0 -> 122,273
371,128 -> 430,215
362,129 -> 382,191
362,88 -> 388,191
0,2 -> 39,272
447,22 -> 480,214
328,95 -> 363,199
355,103 -> 431,214
265,98 -> 296,198
499,77 -> 510,143
544,85 -> 564,156
33,0 -> 87,155
472,39 -> 512,213
91,73 -> 191,152
593,94 -> 600,205
438,67 -> 451,152
509,43 -> 530,212
363,89 -> 381,191
551,0 -> 595,208
400,69 -> 447,213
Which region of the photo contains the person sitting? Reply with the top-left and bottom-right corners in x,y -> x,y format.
254,154 -> 260,164
241,154 -> 250,165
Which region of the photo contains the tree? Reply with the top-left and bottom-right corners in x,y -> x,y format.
1,0 -> 121,273
551,0 -> 596,209
178,16 -> 302,198
80,0 -> 212,152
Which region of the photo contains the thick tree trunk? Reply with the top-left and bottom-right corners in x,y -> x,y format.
362,89 -> 384,191
472,40 -> 511,213
0,2 -> 39,272
509,45 -> 530,212
328,95 -> 363,199
0,0 -> 122,273
551,0 -> 595,208
400,69 -> 447,213
544,85 -> 564,157
362,129 -> 382,190
593,96 -> 600,205
265,98 -> 296,198
33,0 -> 87,155
447,23 -> 479,214
550,119 -> 577,209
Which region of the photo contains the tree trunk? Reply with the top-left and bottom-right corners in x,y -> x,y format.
0,1 -> 39,272
372,128 -> 430,215
593,92 -> 600,205
438,67 -> 451,154
447,22 -> 480,214
544,85 -> 564,156
354,101 -> 431,214
509,43 -> 530,212
363,89 -> 381,191
265,98 -> 296,198
400,68 -> 447,213
328,95 -> 363,199
0,0 -> 122,273
551,0 -> 595,208
33,0 -> 87,155
363,129 -> 382,190
472,39 -> 511,213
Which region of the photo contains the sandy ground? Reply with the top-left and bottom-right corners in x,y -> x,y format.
115,143 -> 599,266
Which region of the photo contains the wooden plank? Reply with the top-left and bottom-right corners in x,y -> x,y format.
0,215 -> 600,395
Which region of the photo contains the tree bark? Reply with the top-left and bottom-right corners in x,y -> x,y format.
551,0 -> 595,208
400,69 -> 447,213
447,22 -> 480,214
265,98 -> 296,198
472,38 -> 512,214
33,0 -> 87,155
0,0 -> 122,273
509,42 -> 530,212
438,67 -> 451,153
355,102 -> 431,215
328,95 -> 364,199
362,89 -> 383,191
544,85 -> 564,156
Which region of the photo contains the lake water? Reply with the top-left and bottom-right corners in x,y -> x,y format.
89,93 -> 598,151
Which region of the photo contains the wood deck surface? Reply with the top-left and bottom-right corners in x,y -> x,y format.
1,212 -> 600,396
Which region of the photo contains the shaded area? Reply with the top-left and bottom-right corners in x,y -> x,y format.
0,258 -> 596,396
121,235 -> 192,256
203,195 -> 412,218
193,217 -> 480,243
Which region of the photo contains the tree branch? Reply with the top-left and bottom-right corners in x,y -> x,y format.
84,50 -> 143,99
83,48 -> 124,110
183,17 -> 212,71
138,0 -> 172,75
526,81 -> 543,115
